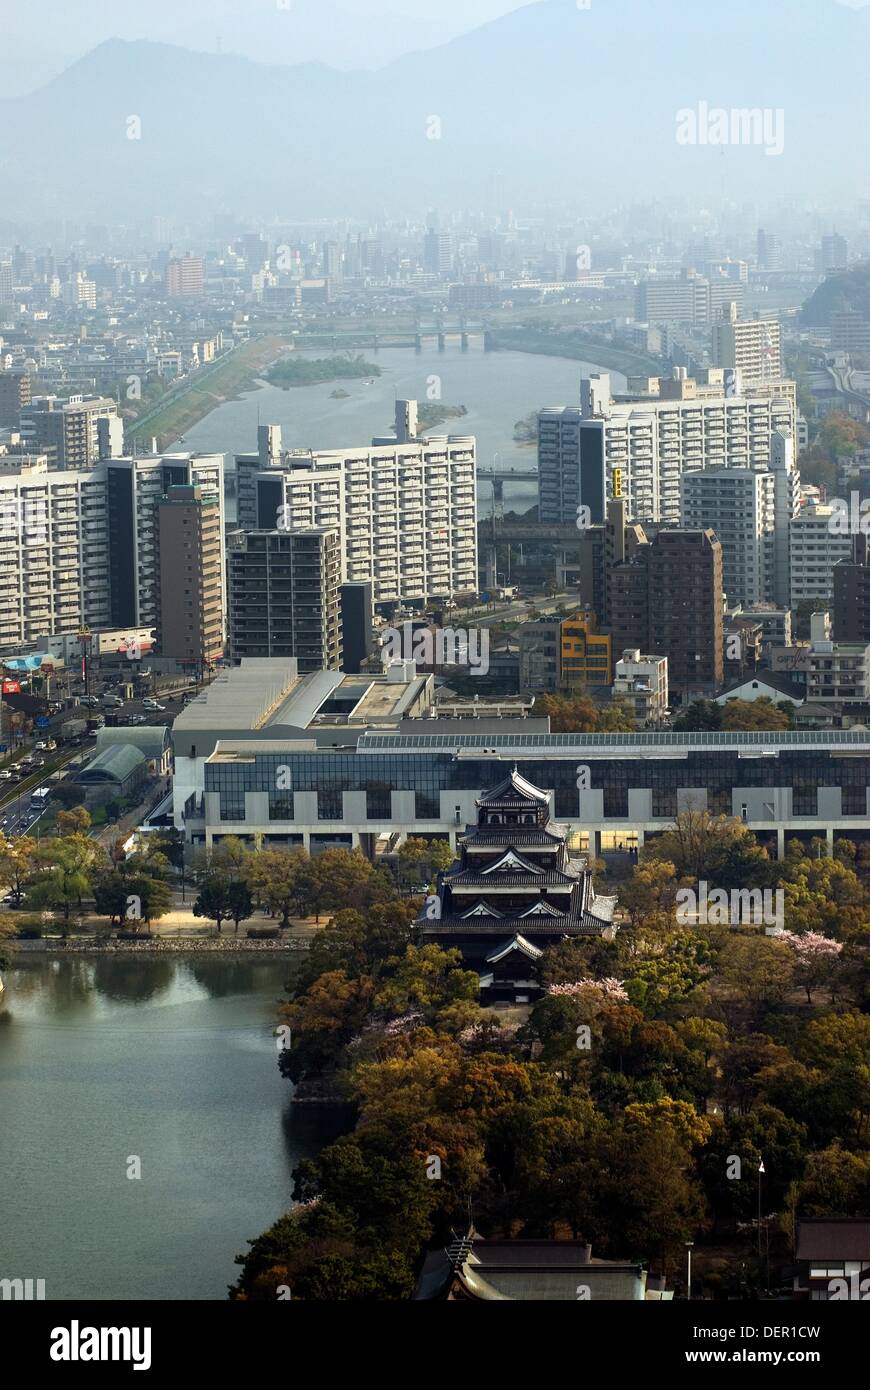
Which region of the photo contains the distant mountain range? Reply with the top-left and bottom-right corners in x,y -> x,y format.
2,0 -> 869,222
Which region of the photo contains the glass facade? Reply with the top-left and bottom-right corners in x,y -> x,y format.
206,745 -> 870,826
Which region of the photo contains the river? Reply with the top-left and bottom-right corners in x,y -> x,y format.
0,955 -> 347,1300
173,342 -> 625,520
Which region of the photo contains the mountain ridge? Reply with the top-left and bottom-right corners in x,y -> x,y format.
2,0 -> 869,221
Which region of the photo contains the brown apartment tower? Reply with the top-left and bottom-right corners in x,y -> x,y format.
603,502 -> 724,699
834,534 -> 870,643
0,370 -> 31,427
157,484 -> 224,672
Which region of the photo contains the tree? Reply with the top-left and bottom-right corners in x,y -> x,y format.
644,810 -> 769,887
92,869 -> 132,926
244,846 -> 309,929
192,873 -> 236,933
227,879 -> 254,933
532,693 -> 634,733
780,931 -> 843,1003
789,1145 -> 870,1217
672,700 -> 722,732
720,698 -> 791,732
56,806 -> 92,835
278,970 -> 376,1081
398,836 -> 453,888
619,860 -> 683,926
374,944 -> 479,1022
298,848 -> 392,922
0,834 -> 37,905
0,912 -> 17,970
29,834 -> 104,922
718,936 -> 793,1011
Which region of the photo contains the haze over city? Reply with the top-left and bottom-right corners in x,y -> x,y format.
3,0 -> 870,1355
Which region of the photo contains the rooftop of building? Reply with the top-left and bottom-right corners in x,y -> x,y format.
172,658 -> 437,750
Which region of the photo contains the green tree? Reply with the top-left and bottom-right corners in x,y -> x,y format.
29,834 -> 103,921
192,874 -> 236,933
244,846 -> 309,929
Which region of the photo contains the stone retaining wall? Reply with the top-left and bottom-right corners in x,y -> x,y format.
14,937 -> 311,953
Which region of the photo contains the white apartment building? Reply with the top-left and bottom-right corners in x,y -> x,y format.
711,311 -> 784,386
789,503 -> 853,608
235,414 -> 477,606
0,457 -> 110,649
612,649 -> 668,725
806,611 -> 870,705
680,433 -> 798,607
539,370 -> 797,527
681,468 -> 775,607
0,452 -> 225,654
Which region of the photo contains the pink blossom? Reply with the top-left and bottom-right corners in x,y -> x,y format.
548,977 -> 629,1002
779,931 -> 842,962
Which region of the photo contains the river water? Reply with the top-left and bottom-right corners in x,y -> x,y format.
0,955 -> 346,1301
173,342 -> 624,519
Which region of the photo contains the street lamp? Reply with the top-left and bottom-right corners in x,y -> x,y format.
685,1241 -> 694,1301
757,1159 -> 765,1258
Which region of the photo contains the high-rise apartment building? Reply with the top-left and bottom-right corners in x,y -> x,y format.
820,234 -> 848,273
831,312 -> 870,354
711,309 -> 784,386
680,433 -> 798,607
681,467 -> 776,606
165,255 -> 205,297
423,230 -> 453,276
789,502 -> 853,608
634,270 -> 710,323
227,528 -> 341,671
62,272 -> 97,309
19,394 -> 122,469
0,370 -> 31,427
757,229 -> 783,272
606,524 -> 724,698
538,371 -> 796,527
235,410 -> 477,606
0,451 -> 225,654
0,457 -> 110,650
105,453 -> 225,636
157,485 -> 224,670
833,535 -> 870,643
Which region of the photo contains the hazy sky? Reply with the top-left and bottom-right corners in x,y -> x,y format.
2,0 -> 868,97
1,0 -> 533,95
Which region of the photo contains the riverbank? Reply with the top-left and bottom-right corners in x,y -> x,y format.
13,934 -> 311,956
125,333 -> 288,451
12,936 -> 312,953
485,325 -> 663,378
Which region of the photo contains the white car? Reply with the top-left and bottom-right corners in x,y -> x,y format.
0,769 -> 12,781
143,699 -> 166,711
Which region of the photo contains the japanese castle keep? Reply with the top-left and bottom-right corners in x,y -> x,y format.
417,767 -> 618,1003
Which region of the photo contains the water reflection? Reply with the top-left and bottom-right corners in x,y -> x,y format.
0,954 -> 340,1300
